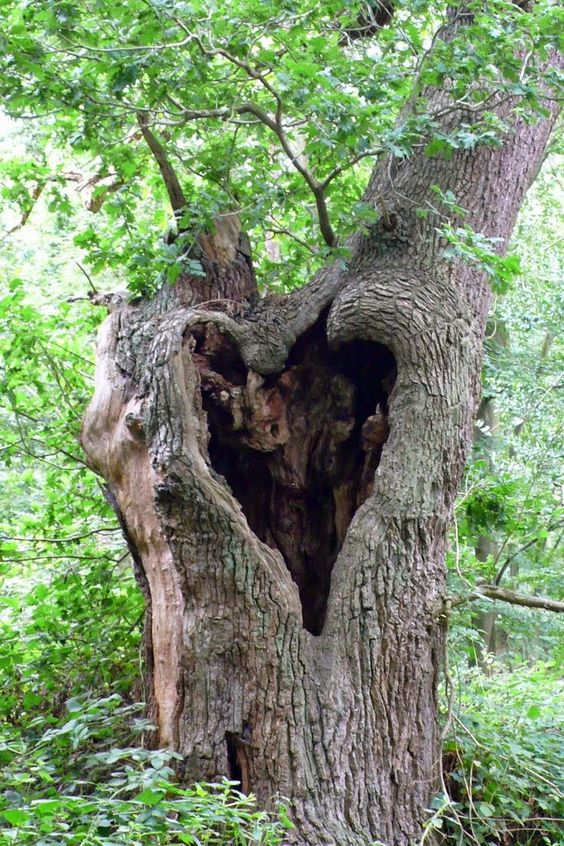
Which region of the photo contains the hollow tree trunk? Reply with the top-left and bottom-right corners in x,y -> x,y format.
81,72 -> 559,846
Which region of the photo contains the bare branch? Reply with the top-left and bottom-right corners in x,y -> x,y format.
60,31 -> 193,54
265,223 -> 319,254
0,554 -> 125,563
75,261 -> 98,293
450,583 -> 564,614
0,527 -> 121,544
1,182 -> 45,241
311,186 -> 337,247
136,112 -> 188,213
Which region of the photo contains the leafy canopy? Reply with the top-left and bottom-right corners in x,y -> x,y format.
0,0 -> 561,293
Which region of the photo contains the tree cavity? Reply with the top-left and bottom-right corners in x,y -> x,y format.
191,318 -> 396,636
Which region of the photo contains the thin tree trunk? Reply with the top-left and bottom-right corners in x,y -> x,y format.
471,397 -> 501,666
81,54 -> 560,846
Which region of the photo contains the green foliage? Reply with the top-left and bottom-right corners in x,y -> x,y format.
440,156 -> 564,845
0,0 -> 561,292
447,157 -> 563,657
440,224 -> 522,294
0,696 -> 288,845
0,119 -> 288,845
0,269 -> 142,720
437,663 -> 563,846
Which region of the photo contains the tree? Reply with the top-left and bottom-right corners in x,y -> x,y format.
1,2 -> 562,844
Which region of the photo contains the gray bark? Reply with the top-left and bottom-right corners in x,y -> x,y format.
81,52 -> 560,846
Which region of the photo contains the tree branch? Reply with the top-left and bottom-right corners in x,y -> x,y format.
136,112 -> 188,214
339,1 -> 395,44
172,21 -> 337,247
450,583 -> 564,613
494,516 -> 564,586
81,175 -> 125,213
178,99 -> 338,245
1,182 -> 45,241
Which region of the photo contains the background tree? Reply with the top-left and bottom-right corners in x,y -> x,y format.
0,2 -> 562,845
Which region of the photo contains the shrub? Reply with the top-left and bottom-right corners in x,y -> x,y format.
0,696 -> 290,845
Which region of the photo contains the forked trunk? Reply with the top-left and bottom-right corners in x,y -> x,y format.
81,82 -> 558,846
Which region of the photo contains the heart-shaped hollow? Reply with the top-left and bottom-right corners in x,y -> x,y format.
192,317 -> 396,635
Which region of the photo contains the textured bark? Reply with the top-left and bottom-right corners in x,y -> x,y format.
81,49 -> 560,846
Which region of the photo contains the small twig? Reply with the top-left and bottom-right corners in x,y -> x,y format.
0,527 -> 121,544
75,261 -> 98,293
320,148 -> 384,190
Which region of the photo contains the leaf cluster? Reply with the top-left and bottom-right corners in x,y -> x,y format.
0,0 -> 561,293
0,696 -> 288,845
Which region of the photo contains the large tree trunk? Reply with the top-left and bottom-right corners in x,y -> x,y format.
81,60 -> 559,846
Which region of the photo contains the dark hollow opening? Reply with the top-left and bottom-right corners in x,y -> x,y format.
225,724 -> 251,793
225,732 -> 242,786
192,318 -> 396,636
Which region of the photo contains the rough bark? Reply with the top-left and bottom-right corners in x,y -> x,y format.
81,50 -> 561,846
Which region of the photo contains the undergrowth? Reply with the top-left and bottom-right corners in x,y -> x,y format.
0,695 -> 290,845
427,662 -> 564,846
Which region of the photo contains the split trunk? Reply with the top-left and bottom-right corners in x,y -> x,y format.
81,83 -> 558,845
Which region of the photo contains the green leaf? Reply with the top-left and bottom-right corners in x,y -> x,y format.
476,802 -> 495,818
1,809 -> 30,825
424,138 -> 451,158
136,788 -> 166,806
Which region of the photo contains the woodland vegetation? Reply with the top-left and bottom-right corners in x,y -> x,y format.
0,1 -> 563,845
